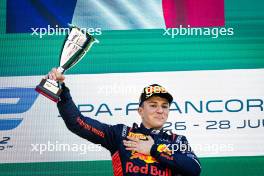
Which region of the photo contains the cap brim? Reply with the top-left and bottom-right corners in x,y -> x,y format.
149,92 -> 173,104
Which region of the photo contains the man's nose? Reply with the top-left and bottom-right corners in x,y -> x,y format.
156,106 -> 164,113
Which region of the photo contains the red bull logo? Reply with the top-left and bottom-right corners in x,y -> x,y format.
130,150 -> 157,164
126,162 -> 171,176
157,144 -> 172,155
128,132 -> 158,163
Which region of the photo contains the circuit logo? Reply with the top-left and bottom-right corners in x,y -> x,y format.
0,87 -> 38,130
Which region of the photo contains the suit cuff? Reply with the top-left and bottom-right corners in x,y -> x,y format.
59,83 -> 71,102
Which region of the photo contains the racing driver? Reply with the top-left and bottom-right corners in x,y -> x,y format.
48,68 -> 201,176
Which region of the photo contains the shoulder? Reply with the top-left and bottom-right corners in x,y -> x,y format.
162,131 -> 189,143
174,134 -> 188,143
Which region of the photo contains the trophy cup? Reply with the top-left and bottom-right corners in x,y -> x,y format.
35,26 -> 99,103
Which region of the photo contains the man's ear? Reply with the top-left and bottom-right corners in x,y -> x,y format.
138,107 -> 144,121
138,106 -> 143,116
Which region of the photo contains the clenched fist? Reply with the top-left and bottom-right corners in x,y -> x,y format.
45,68 -> 65,83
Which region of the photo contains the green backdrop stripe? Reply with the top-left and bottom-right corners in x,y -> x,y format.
0,0 -> 264,76
0,156 -> 264,176
1,0 -> 264,76
1,25 -> 264,77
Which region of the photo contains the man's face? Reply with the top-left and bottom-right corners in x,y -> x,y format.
138,96 -> 170,129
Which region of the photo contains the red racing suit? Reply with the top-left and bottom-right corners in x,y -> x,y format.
57,84 -> 201,176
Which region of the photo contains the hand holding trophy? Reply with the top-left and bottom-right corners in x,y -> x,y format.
35,26 -> 99,103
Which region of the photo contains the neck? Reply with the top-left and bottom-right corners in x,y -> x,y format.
141,123 -> 162,130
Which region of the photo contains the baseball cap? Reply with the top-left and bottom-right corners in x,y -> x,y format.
139,84 -> 173,107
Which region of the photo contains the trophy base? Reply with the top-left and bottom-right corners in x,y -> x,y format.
35,79 -> 62,103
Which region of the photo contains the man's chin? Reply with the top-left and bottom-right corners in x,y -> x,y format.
152,122 -> 164,130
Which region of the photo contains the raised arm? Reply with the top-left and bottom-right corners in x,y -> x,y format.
48,68 -> 121,152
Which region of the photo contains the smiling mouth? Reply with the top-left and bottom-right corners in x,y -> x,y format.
154,116 -> 164,120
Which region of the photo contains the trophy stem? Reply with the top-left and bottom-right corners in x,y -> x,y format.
57,67 -> 65,74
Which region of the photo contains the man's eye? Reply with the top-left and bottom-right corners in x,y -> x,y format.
162,105 -> 169,109
150,104 -> 157,107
